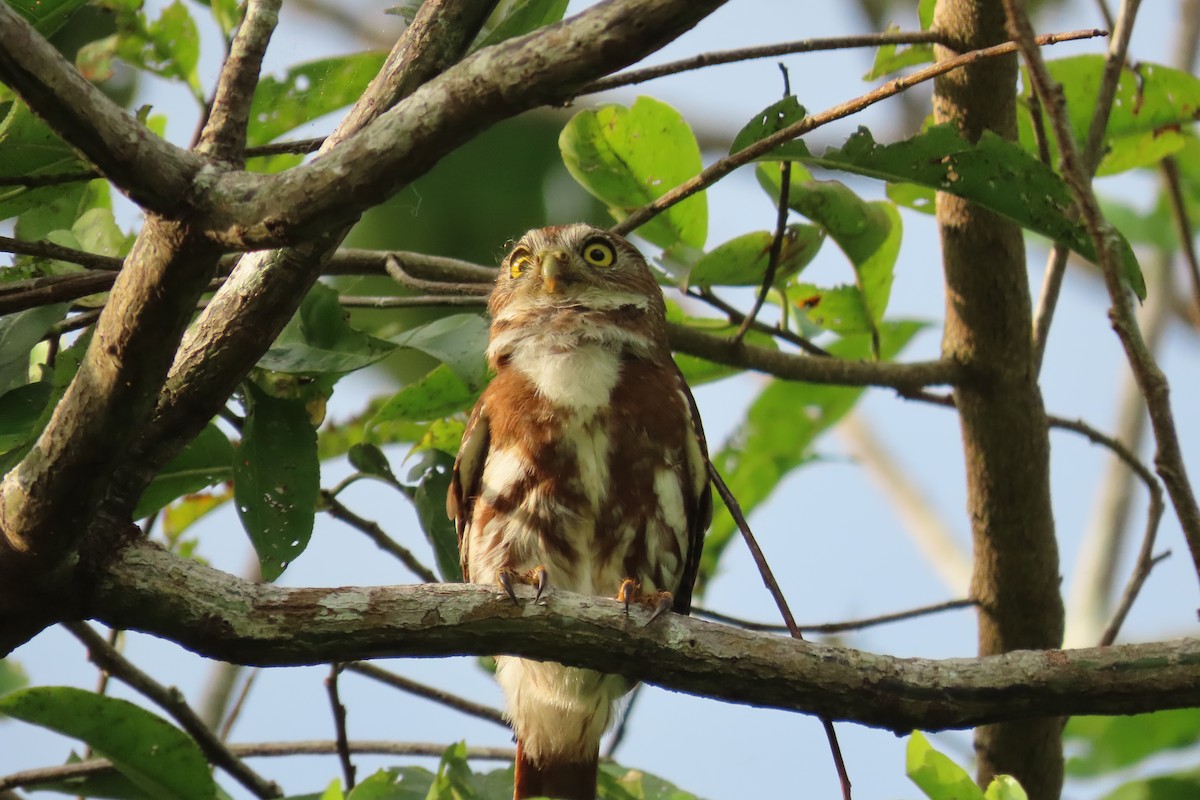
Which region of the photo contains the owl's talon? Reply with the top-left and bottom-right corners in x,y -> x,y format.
616,578 -> 641,615
645,591 -> 674,624
497,569 -> 521,606
532,566 -> 549,604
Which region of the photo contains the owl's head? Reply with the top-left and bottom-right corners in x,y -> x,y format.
489,224 -> 663,319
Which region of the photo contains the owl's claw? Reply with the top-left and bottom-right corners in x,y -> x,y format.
615,580 -> 673,624
497,567 -> 550,606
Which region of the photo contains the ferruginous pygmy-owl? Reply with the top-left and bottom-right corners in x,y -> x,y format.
448,224 -> 711,800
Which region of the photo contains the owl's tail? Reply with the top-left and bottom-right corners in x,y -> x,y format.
513,738 -> 598,800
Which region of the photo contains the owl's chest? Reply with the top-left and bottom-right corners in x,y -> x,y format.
508,338 -> 622,413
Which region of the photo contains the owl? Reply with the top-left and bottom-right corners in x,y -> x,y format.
447,224 -> 712,800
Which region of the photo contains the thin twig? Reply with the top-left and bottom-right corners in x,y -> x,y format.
694,598 -> 977,635
344,662 -> 507,728
0,171 -> 99,188
245,137 -> 325,157
338,294 -> 488,308
692,288 -> 831,356
384,254 -> 492,295
582,31 -> 945,94
321,491 -> 438,583
1099,550 -> 1170,646
611,28 -> 1106,240
0,236 -> 123,270
325,663 -> 355,791
1161,156 -> 1200,315
1004,1 -> 1200,583
0,742 -> 516,792
706,463 -> 852,800
220,669 -> 259,741
735,65 -> 793,343
64,622 -> 282,799
0,272 -> 116,315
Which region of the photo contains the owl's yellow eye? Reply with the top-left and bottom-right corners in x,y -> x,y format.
510,248 -> 532,279
580,238 -> 616,267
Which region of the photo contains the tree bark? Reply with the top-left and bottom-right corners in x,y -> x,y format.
932,1 -> 1065,797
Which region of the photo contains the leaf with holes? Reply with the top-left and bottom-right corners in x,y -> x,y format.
560,96 -> 707,250
1018,56 -> 1200,176
0,687 -> 215,800
370,364 -> 479,429
758,124 -> 1146,299
234,382 -> 319,581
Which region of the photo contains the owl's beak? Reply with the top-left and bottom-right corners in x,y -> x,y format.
538,249 -> 567,294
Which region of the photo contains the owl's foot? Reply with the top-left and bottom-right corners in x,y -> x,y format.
616,579 -> 673,624
497,566 -> 549,605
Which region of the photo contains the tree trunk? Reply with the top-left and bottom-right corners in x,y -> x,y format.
932,1 -> 1065,797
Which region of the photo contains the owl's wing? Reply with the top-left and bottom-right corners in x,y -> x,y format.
672,364 -> 712,615
447,398 -> 491,583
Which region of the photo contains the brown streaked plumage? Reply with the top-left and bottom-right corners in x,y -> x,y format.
448,224 -> 711,800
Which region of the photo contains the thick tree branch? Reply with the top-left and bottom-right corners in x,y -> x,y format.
0,3 -> 208,214
84,539 -> 1200,733
197,0 -> 730,247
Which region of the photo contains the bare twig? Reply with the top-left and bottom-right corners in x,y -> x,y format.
0,272 -> 116,315
0,741 -> 516,792
384,254 -> 492,295
320,491 -> 439,583
735,66 -> 793,343
693,598 -> 977,635
337,294 -> 488,308
220,669 -> 258,741
691,288 -> 831,356
325,663 -> 355,791
583,30 -> 945,94
1161,156 -> 1200,314
244,137 -> 325,157
344,661 -> 506,727
64,622 -> 282,799
1004,1 -> 1200,584
0,171 -> 98,188
0,236 -> 123,270
706,464 -> 852,800
611,28 -> 1106,239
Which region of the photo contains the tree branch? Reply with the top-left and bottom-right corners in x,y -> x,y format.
82,539 -> 1200,733
0,3 -> 207,214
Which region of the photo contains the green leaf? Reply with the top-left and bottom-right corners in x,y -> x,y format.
906,731 -> 985,800
115,0 -> 203,97
30,751 -> 159,800
0,101 -> 90,224
0,658 -> 28,696
259,283 -> 397,375
763,125 -> 1146,299
919,0 -> 935,29
1018,56 -> 1200,176
0,303 -> 69,392
390,314 -> 489,389
0,687 -> 215,800
248,53 -> 387,146
348,442 -> 399,483
886,181 -> 936,215
788,283 -> 873,334
73,206 -> 132,259
399,449 -> 462,582
700,321 -> 922,583
343,766 -> 434,799
782,183 -> 897,352
1102,770 -> 1200,800
560,96 -> 707,250
473,0 -> 569,50
984,775 -> 1028,800
0,381 -> 52,452
1065,708 -> 1200,777
134,423 -> 235,520
370,364 -> 479,427
685,225 -> 824,289
599,762 -> 704,799
7,0 -> 90,35
730,96 -> 806,156
234,382 -> 320,581
864,26 -> 934,80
